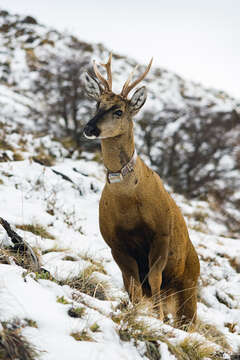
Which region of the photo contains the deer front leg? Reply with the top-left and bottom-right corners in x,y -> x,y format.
148,236 -> 169,319
111,249 -> 142,303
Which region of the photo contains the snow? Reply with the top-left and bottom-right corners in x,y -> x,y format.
0,140 -> 239,359
0,7 -> 239,360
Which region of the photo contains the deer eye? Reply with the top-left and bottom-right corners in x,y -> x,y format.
114,110 -> 123,117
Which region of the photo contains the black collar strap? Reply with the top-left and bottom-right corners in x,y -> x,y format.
107,149 -> 137,184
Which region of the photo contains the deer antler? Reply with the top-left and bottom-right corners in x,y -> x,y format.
93,53 -> 112,92
121,58 -> 153,98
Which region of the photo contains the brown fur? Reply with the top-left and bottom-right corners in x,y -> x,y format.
83,74 -> 200,327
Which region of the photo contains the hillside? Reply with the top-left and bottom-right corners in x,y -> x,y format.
0,7 -> 239,237
0,8 -> 240,360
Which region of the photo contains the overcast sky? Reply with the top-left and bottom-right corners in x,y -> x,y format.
2,0 -> 240,98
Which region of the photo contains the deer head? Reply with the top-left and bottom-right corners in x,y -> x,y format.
82,53 -> 153,139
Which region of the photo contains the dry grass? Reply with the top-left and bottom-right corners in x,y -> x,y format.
34,263 -> 110,305
60,265 -> 109,301
16,223 -> 55,240
0,139 -> 14,151
13,152 -> 24,161
112,299 -> 162,360
80,253 -> 107,275
228,256 -> 240,273
111,299 -> 226,360
190,223 -> 207,233
0,246 -> 40,271
193,211 -> 208,223
32,152 -> 55,167
179,336 -> 219,360
24,319 -> 38,328
42,246 -> 69,255
70,330 -> 93,342
0,321 -> 40,360
62,255 -> 77,261
192,320 -> 231,351
225,322 -> 238,334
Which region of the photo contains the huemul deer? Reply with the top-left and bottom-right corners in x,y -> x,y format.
82,54 -> 200,326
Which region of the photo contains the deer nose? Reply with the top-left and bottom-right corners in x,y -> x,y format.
83,124 -> 100,139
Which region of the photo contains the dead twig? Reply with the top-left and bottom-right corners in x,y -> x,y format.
0,217 -> 40,271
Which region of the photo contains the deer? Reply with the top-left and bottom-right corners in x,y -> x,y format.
82,53 -> 200,327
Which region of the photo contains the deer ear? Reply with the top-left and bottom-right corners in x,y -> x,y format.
82,72 -> 102,100
129,86 -> 147,113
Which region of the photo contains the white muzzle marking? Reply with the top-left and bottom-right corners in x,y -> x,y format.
83,132 -> 97,140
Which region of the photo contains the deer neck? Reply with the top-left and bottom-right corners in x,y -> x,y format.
101,129 -> 135,174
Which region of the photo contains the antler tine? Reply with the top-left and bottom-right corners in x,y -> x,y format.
121,58 -> 153,98
93,60 -> 110,91
120,64 -> 139,98
100,52 -> 112,91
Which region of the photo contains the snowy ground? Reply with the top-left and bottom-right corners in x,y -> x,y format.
0,8 -> 239,359
0,132 -> 240,360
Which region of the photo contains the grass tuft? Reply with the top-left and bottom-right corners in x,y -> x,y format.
0,321 -> 40,360
34,269 -> 57,282
63,255 -> 77,262
42,246 -> 69,255
13,152 -> 24,161
70,330 -> 93,342
56,296 -> 71,305
60,265 -> 109,300
90,323 -> 100,333
225,322 -> 237,334
0,246 -> 40,271
179,336 -> 217,360
24,319 -> 38,328
112,300 -> 226,360
113,300 -> 158,339
193,210 -> 208,223
0,139 -> 14,151
192,320 -> 231,351
80,253 -> 107,275
16,223 -> 55,240
32,149 -> 55,167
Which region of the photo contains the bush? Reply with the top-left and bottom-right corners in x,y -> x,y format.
140,107 -> 239,198
29,49 -> 93,144
138,94 -> 240,235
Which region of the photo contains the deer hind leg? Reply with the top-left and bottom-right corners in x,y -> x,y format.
175,281 -> 198,329
162,288 -> 178,322
175,262 -> 199,328
148,270 -> 164,320
111,249 -> 143,303
175,249 -> 200,328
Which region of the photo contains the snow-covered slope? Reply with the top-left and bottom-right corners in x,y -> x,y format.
0,131 -> 240,359
0,7 -> 240,360
0,7 -> 239,220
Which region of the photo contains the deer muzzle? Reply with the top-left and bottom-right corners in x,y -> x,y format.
83,105 -> 117,140
83,123 -> 100,139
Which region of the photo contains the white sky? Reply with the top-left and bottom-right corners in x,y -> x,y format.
2,0 -> 240,98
